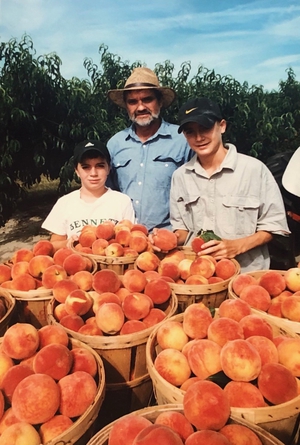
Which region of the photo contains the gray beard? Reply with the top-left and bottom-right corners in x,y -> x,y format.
130,112 -> 160,127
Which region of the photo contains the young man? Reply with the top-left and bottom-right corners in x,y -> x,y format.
42,140 -> 135,250
107,67 -> 191,232
170,97 -> 290,272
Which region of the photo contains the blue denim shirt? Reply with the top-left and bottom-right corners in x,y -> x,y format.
107,119 -> 192,231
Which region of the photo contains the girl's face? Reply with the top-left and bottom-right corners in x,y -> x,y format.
75,156 -> 110,192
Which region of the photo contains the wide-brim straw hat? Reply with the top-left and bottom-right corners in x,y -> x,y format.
282,146 -> 300,197
108,67 -> 176,109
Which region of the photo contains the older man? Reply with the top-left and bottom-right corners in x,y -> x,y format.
107,67 -> 191,231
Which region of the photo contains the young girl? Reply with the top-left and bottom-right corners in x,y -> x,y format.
42,140 -> 135,250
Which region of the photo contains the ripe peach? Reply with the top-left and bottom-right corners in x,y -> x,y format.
231,273 -> 258,296
0,421 -> 41,445
218,299 -> 251,322
207,317 -> 244,347
185,430 -> 230,445
53,247 -> 74,266
258,270 -> 286,297
108,414 -> 152,445
246,335 -> 279,366
65,289 -> 93,316
122,269 -> 147,293
41,264 -> 68,288
115,229 -> 132,247
178,258 -> 193,280
239,284 -> 271,311
190,256 -> 215,279
95,302 -> 125,334
129,234 -> 149,253
33,239 -> 54,256
267,297 -> 283,317
0,264 -> 11,284
220,339 -> 262,381
11,273 -> 37,291
2,323 -> 39,360
54,303 -> 69,321
95,222 -> 115,240
123,247 -> 139,258
208,276 -> 224,284
120,320 -> 147,334
183,380 -> 230,430
12,373 -> 60,424
12,248 -> 34,264
78,229 -> 97,248
258,362 -> 298,404
63,253 -> 87,275
70,347 -> 97,377
215,259 -> 236,280
136,251 -> 160,272
71,270 -> 93,291
28,254 -> 54,278
277,338 -> 300,376
154,411 -> 194,442
92,269 -> 122,293
154,348 -> 191,386
182,303 -> 213,339
144,278 -> 171,304
0,407 -> 20,434
122,293 -> 152,320
39,415 -> 74,444
180,376 -> 202,391
105,242 -> 124,257
143,270 -> 160,282
285,267 -> 300,292
52,279 -> 79,304
223,381 -> 266,408
58,370 -> 97,418
219,424 -> 263,445
281,295 -> 300,321
0,352 -> 14,387
132,424 -> 184,445
91,238 -> 109,255
158,261 -> 180,281
33,343 -> 73,380
10,261 -> 29,279
78,322 -> 103,336
239,314 -> 273,340
38,324 -> 69,348
156,320 -> 189,351
59,314 -> 85,332
142,308 -> 166,328
187,339 -> 222,379
185,274 -> 208,285
163,249 -> 185,264
152,228 -> 178,251
0,364 -> 34,403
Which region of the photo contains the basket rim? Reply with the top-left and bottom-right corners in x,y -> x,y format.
0,289 -> 16,322
68,240 -> 138,264
0,286 -> 53,299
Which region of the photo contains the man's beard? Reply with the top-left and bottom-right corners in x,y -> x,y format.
129,111 -> 160,127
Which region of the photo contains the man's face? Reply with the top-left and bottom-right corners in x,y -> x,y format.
125,89 -> 161,127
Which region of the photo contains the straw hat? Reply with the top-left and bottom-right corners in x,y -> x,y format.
108,67 -> 176,109
282,147 -> 300,197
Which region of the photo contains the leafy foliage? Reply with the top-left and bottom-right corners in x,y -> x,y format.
0,35 -> 299,226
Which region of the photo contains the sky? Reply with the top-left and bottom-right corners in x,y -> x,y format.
1,0 -> 300,91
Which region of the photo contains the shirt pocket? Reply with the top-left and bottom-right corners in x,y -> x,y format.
176,194 -> 200,230
113,156 -> 132,186
153,155 -> 184,188
221,196 -> 260,236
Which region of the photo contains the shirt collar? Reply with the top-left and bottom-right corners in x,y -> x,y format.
125,119 -> 172,142
186,143 -> 238,175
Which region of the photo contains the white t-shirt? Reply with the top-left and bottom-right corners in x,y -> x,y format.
42,188 -> 135,238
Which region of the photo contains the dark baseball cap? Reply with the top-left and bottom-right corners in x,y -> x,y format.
73,140 -> 111,164
178,97 -> 223,133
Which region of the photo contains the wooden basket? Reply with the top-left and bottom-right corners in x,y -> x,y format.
0,289 -> 16,336
145,312 -> 300,445
169,258 -> 240,313
87,404 -> 285,445
228,270 -> 300,335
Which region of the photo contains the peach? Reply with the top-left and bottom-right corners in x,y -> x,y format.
115,229 -> 132,247
120,320 -> 147,335
33,343 -> 73,380
186,430 -> 230,445
220,339 -> 262,381
144,278 -> 171,304
180,376 -> 203,391
41,264 -> 68,288
246,335 -> 279,366
136,251 -> 160,272
156,320 -> 189,351
95,302 -> 125,334
58,370 -> 97,418
218,299 -> 251,322
2,323 -> 39,360
219,424 -> 263,445
70,347 -> 98,377
143,270 -> 160,282
231,273 -> 258,296
0,352 -> 14,387
207,317 -> 244,347
281,295 -> 300,321
105,242 -> 124,257
215,258 -> 236,280
267,297 -> 283,318
223,381 -> 266,408
54,303 -> 69,321
59,314 -> 85,332
190,256 -> 215,279
116,219 -> 134,230
0,364 -> 34,403
38,324 -> 69,348
208,276 -> 224,284
78,229 -> 97,248
78,322 -> 103,336
71,270 -> 93,291
0,280 -> 14,289
185,274 -> 208,285
123,247 -> 139,258
0,407 -> 20,435
285,267 -> 300,292
239,314 -> 273,340
0,422 -> 41,445
28,254 -> 54,278
154,411 -> 194,442
129,234 -> 149,253
160,275 -> 175,283
187,339 -> 222,379
12,248 -> 34,264
154,348 -> 191,386
158,261 -> 180,281
183,380 -> 230,430
113,224 -> 131,235
142,308 -> 166,328
63,253 -> 87,275
95,222 -> 115,240
258,271 -> 286,297
178,258 -> 193,280
53,247 -> 74,266
52,279 -> 79,304
10,261 -> 29,278
0,264 -> 11,284
132,424 -> 184,445
239,284 -> 271,311
108,414 -> 152,445
39,415 -> 74,444
92,291 -> 121,313
163,249 -> 185,264
273,334 -> 290,348
122,269 -> 147,293
152,228 -> 178,251
258,362 -> 298,404
277,338 -> 300,376
65,289 -> 93,316
191,236 -> 205,253
131,223 -> 149,235
122,292 -> 152,320
91,238 -> 109,255
11,273 -> 37,291
92,269 -> 122,293
12,373 -> 60,424
182,303 -> 213,339
32,239 -> 54,256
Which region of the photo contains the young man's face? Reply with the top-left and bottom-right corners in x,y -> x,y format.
183,120 -> 226,158
76,155 -> 110,191
125,89 -> 161,127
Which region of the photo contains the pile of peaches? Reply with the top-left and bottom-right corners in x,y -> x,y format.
0,239 -> 95,292
0,322 -> 101,444
107,397 -> 265,445
230,266 -> 300,322
51,267 -> 174,337
151,299 -> 300,410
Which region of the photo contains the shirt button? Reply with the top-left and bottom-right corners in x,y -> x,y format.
135,200 -> 139,205
165,163 -> 169,167
138,182 -> 142,185
140,163 -> 144,167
